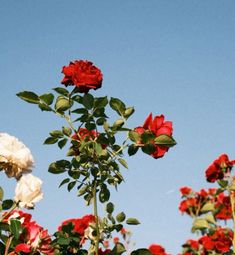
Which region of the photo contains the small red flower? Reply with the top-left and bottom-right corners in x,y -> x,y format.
205,154 -> 235,182
135,113 -> 174,159
61,60 -> 103,93
149,244 -> 168,255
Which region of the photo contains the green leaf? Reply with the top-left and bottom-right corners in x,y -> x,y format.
142,144 -> 156,155
39,93 -> 54,105
82,93 -> 94,110
201,202 -> 215,213
111,243 -> 126,255
0,187 -> 4,201
128,144 -> 139,156
2,200 -> 14,210
126,218 -> 140,225
55,96 -> 71,112
128,131 -> 140,142
38,102 -> 52,111
113,119 -> 125,129
62,126 -> 72,136
106,202 -> 114,214
72,108 -> 88,114
58,138 -> 68,149
9,219 -> 22,240
59,178 -> 70,188
204,214 -> 216,224
68,181 -> 76,192
94,96 -> 108,108
124,107 -> 135,119
50,130 -> 64,138
99,186 -> 110,203
44,137 -> 58,145
48,160 -> 70,174
154,134 -> 176,147
118,158 -> 128,169
53,87 -> 69,97
96,117 -> 106,125
141,132 -> 155,143
218,180 -> 228,188
68,169 -> 80,179
116,212 -> 126,222
192,218 -> 209,231
110,97 -> 126,116
57,237 -> 71,245
131,249 -> 152,255
17,91 -> 39,104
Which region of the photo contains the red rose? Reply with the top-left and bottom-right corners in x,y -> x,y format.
180,186 -> 192,196
135,113 -> 174,159
61,60 -> 103,93
205,154 -> 235,182
148,244 -> 168,255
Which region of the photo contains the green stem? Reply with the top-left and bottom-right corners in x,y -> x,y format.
4,236 -> 13,255
93,182 -> 100,255
229,190 -> 235,253
0,203 -> 17,222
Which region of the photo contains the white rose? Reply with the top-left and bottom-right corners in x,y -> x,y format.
0,133 -> 34,179
14,174 -> 43,209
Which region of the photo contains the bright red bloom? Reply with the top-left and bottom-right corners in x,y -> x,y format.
214,192 -> 232,220
205,154 -> 235,182
2,210 -> 32,224
61,60 -> 103,93
149,244 -> 168,255
135,113 -> 174,159
58,214 -> 95,236
72,128 -> 98,142
180,187 -> 192,196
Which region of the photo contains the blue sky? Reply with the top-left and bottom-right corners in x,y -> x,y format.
1,1 -> 235,253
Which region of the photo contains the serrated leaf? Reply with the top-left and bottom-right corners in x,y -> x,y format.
58,138 -> 68,149
94,96 -> 108,108
50,130 -> 64,138
106,202 -> 114,214
53,87 -> 69,97
68,181 -> 76,192
82,93 -> 94,110
59,178 -> 70,188
128,144 -> 139,156
154,134 -> 176,147
116,212 -> 126,222
110,97 -> 126,116
126,218 -> 140,225
39,93 -> 54,105
9,219 -> 22,240
17,91 -> 39,104
44,137 -> 58,144
128,131 -> 140,142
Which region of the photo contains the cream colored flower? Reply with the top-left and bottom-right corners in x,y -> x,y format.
14,174 -> 43,209
0,133 -> 34,179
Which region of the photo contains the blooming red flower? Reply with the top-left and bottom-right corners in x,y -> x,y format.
58,214 -> 95,236
148,244 -> 168,255
214,192 -> 232,220
135,113 -> 174,159
72,128 -> 98,142
2,210 -> 32,224
205,154 -> 235,182
61,60 -> 103,93
180,187 -> 192,196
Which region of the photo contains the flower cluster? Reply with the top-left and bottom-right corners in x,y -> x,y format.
149,244 -> 170,255
181,227 -> 233,254
205,154 -> 235,183
3,210 -> 54,254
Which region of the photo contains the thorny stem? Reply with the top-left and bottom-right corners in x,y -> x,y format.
4,236 -> 13,255
93,182 -> 100,255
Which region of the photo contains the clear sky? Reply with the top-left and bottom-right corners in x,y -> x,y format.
1,1 -> 235,253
